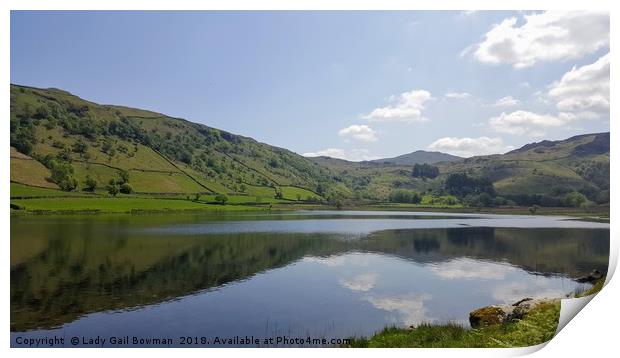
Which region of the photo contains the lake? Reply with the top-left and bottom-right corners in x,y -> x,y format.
10,211 -> 609,347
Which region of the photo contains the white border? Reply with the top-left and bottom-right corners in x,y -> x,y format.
3,1 -> 617,357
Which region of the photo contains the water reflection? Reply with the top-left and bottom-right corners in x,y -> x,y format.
10,212 -> 609,345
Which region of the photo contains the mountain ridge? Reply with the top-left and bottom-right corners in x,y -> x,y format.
368,150 -> 462,165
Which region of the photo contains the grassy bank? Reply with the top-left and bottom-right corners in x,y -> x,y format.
345,278 -> 607,348
345,301 -> 560,348
10,197 -> 267,214
11,197 -> 610,218
338,202 -> 610,222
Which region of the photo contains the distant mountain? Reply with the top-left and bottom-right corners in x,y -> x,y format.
369,150 -> 462,166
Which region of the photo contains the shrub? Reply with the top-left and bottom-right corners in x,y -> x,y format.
72,140 -> 88,154
389,189 -> 422,204
564,191 -> 587,207
215,193 -> 229,204
119,183 -> 133,194
83,175 -> 98,192
118,170 -> 130,184
48,160 -> 78,191
107,184 -> 119,197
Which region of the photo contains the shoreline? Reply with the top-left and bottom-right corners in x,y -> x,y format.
343,278 -> 605,348
10,199 -> 610,222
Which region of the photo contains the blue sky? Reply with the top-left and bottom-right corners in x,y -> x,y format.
11,11 -> 610,160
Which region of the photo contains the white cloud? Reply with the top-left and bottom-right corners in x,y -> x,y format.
467,11 -> 609,68
547,53 -> 609,118
428,136 -> 513,157
366,294 -> 433,326
493,96 -> 520,107
362,90 -> 433,123
430,258 -> 516,280
518,81 -> 531,88
489,110 -> 576,137
445,92 -> 471,99
302,148 -> 379,162
460,10 -> 478,17
302,148 -> 347,159
303,255 -> 347,267
340,273 -> 378,292
338,124 -> 378,142
493,281 -> 566,304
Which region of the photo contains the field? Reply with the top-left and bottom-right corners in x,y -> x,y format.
10,197 -> 264,213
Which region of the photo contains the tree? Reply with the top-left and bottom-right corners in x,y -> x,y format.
269,158 -> 280,168
564,191 -> 587,207
102,139 -> 114,154
72,140 -> 88,155
445,173 -> 495,197
48,160 -> 78,191
118,170 -> 130,184
119,183 -> 133,194
412,163 -> 439,179
34,105 -> 50,119
478,192 -> 494,207
83,175 -> 98,192
107,184 -> 119,197
274,188 -> 283,199
215,193 -> 229,204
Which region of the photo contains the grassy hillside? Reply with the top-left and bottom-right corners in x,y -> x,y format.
310,133 -> 609,207
437,133 -> 610,204
10,84 -> 343,211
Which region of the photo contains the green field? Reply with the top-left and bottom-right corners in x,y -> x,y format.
10,182 -> 92,198
280,186 -> 321,201
10,197 -> 263,213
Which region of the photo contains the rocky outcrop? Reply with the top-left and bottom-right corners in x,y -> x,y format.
469,298 -> 557,328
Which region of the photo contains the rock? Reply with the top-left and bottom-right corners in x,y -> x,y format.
576,270 -> 603,283
512,298 -> 533,306
469,306 -> 508,327
469,298 -> 555,328
511,300 -> 536,319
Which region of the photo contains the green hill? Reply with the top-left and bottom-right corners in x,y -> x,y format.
309,133 -> 609,207
437,133 -> 610,204
10,84 -> 337,209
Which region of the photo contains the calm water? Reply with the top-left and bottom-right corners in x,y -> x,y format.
10,211 -> 609,347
